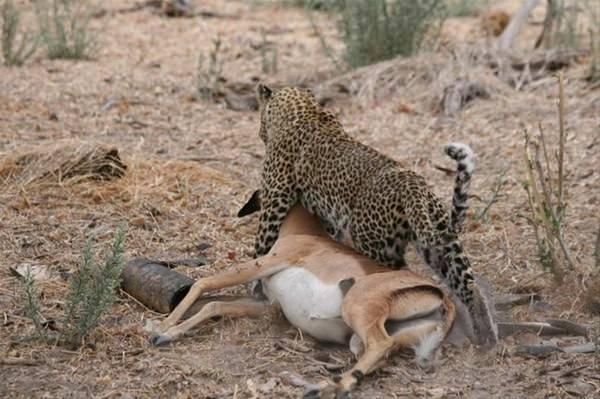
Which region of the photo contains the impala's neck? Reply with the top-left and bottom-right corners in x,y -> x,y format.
278,204 -> 327,238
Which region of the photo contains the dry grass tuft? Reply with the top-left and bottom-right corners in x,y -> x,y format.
0,142 -> 126,187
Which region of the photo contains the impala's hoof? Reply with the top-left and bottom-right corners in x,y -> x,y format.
150,333 -> 173,346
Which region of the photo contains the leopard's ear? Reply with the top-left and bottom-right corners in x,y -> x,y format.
237,190 -> 262,217
256,83 -> 273,105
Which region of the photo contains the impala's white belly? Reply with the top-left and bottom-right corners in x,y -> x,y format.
262,267 -> 351,344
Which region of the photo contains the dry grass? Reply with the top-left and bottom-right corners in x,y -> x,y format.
1,1 -> 599,398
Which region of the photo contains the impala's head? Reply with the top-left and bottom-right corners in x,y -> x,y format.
237,190 -> 325,237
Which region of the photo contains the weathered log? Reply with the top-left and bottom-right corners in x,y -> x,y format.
121,258 -> 250,318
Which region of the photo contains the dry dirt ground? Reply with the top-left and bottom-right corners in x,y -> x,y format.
1,1 -> 599,398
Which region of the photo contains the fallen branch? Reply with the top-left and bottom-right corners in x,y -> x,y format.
546,318 -> 589,337
0,357 -> 41,366
475,169 -> 507,220
440,79 -> 489,116
495,293 -> 540,309
497,0 -> 541,51
498,322 -> 568,338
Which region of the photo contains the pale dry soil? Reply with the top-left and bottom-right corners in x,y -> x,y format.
0,1 -> 599,398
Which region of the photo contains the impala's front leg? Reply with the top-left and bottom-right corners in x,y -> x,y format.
152,298 -> 270,346
157,253 -> 288,334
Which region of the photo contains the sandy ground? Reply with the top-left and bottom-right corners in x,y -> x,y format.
1,1 -> 599,398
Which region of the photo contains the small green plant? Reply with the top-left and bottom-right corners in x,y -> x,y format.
20,227 -> 126,348
22,267 -> 48,341
1,0 -> 39,66
336,0 -> 446,68
260,29 -> 278,74
35,0 -> 98,60
62,226 -> 126,348
197,35 -> 223,100
522,74 -> 575,282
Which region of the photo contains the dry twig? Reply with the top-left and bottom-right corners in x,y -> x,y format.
522,72 -> 576,281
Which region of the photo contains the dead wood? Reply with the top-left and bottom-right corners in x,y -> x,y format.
515,344 -> 563,358
545,319 -> 589,337
495,293 -> 541,309
0,357 -> 42,366
440,79 -> 489,116
498,322 -> 567,338
497,0 -> 541,51
534,0 -> 555,49
488,49 -> 586,73
562,343 -> 596,353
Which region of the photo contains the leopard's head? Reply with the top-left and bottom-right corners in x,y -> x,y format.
255,84 -> 320,145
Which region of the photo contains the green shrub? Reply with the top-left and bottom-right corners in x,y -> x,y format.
62,226 -> 126,348
336,0 -> 446,68
1,0 -> 39,66
35,0 -> 98,60
21,267 -> 48,341
20,227 -> 126,348
197,35 -> 223,100
445,0 -> 482,17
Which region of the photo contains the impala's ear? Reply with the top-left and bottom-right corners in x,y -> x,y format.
237,190 -> 262,217
256,83 -> 273,105
338,278 -> 356,297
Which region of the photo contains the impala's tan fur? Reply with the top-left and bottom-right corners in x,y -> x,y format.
153,198 -> 456,397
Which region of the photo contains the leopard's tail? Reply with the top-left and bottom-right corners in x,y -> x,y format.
444,143 -> 475,234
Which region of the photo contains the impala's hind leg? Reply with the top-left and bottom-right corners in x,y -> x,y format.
152,298 -> 270,346
336,329 -> 395,397
303,334 -> 393,399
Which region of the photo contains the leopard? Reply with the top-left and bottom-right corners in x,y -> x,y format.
252,84 -> 497,346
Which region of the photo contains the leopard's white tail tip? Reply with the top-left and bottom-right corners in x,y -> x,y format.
444,142 -> 475,175
444,142 -> 475,234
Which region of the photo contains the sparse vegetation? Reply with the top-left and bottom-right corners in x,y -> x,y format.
585,0 -> 600,82
336,0 -> 446,68
475,169 -> 507,221
445,0 -> 483,17
197,35 -> 224,100
21,267 -> 48,341
62,227 -> 126,348
541,0 -> 582,50
35,0 -> 98,60
20,227 -> 127,348
522,74 -> 575,282
1,0 -> 39,66
260,29 -> 278,74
